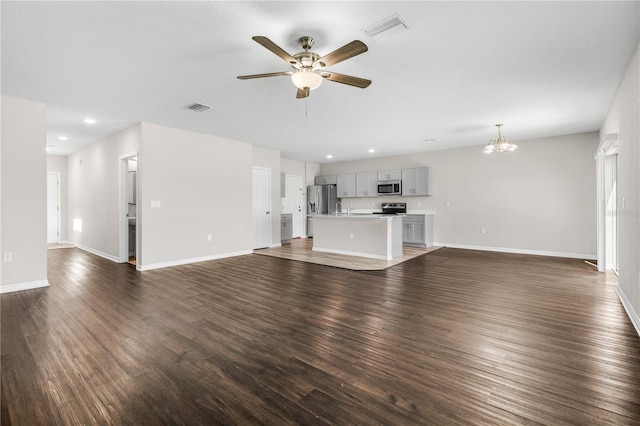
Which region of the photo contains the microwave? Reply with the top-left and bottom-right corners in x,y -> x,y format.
377,180 -> 401,195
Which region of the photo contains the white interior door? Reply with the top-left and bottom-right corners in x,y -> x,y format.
252,167 -> 271,249
47,172 -> 60,244
284,175 -> 303,238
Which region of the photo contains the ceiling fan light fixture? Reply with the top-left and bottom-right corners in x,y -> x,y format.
291,70 -> 323,90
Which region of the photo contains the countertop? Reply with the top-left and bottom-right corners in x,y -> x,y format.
312,213 -> 402,220
310,209 -> 435,216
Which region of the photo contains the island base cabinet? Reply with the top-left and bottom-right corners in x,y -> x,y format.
402,214 -> 433,248
312,215 -> 403,260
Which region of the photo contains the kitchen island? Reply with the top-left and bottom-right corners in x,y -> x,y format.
312,214 -> 403,260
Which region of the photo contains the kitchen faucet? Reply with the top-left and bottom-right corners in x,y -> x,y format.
335,201 -> 342,216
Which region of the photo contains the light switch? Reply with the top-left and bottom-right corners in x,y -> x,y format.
150,200 -> 161,208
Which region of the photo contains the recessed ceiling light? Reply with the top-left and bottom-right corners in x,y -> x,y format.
58,136 -> 68,141
83,118 -> 96,124
368,148 -> 375,153
326,154 -> 333,159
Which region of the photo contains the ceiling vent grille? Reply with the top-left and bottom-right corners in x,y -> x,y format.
186,102 -> 212,112
363,13 -> 410,41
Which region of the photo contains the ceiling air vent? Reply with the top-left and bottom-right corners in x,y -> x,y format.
186,102 -> 212,112
363,13 -> 410,41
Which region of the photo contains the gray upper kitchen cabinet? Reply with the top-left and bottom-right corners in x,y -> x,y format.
337,173 -> 357,198
377,169 -> 402,181
402,167 -> 432,196
315,175 -> 337,185
356,171 -> 378,197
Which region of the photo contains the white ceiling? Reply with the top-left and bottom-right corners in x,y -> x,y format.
2,1 -> 638,163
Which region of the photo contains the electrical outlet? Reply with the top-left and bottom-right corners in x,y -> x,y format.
418,201 -> 422,206
481,227 -> 486,234
207,235 -> 212,242
3,252 -> 12,262
349,233 -> 354,239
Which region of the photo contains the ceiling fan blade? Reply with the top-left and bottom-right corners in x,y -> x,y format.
237,71 -> 293,80
252,36 -> 300,67
321,72 -> 371,88
315,40 -> 368,68
296,88 -> 310,99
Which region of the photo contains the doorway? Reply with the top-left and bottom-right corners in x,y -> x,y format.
119,153 -> 138,266
47,172 -> 61,244
283,174 -> 303,238
252,167 -> 271,249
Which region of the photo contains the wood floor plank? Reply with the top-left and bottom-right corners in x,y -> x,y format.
2,247 -> 640,424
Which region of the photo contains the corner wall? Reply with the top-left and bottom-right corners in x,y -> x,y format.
67,124 -> 141,260
138,122 -> 253,269
601,42 -> 640,332
1,95 -> 48,293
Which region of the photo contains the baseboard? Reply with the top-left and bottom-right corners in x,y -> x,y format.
77,244 -> 120,263
312,247 -> 391,261
138,249 -> 253,271
0,279 -> 49,294
434,242 -> 596,260
616,286 -> 640,337
270,243 -> 283,248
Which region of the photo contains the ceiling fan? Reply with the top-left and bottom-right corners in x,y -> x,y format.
237,36 -> 371,99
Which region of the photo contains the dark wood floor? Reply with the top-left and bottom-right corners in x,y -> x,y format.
2,247 -> 640,425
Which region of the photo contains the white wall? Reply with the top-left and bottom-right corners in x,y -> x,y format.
139,122 -> 252,269
601,42 -> 640,331
320,132 -> 598,258
1,95 -> 48,292
253,146 -> 281,246
47,155 -> 68,242
67,124 -> 141,260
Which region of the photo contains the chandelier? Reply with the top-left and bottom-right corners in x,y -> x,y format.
483,124 -> 518,153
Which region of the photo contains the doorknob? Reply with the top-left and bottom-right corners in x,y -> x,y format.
266,211 -> 270,214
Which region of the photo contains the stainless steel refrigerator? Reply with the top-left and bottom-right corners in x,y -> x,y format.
308,184 -> 340,215
307,184 -> 340,237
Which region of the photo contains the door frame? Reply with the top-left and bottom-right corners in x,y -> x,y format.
119,152 -> 139,265
595,133 -> 619,272
47,171 -> 61,244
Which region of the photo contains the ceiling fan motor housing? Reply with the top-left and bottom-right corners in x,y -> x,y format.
299,36 -> 314,50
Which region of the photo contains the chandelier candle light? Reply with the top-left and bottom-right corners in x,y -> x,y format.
483,124 -> 518,153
